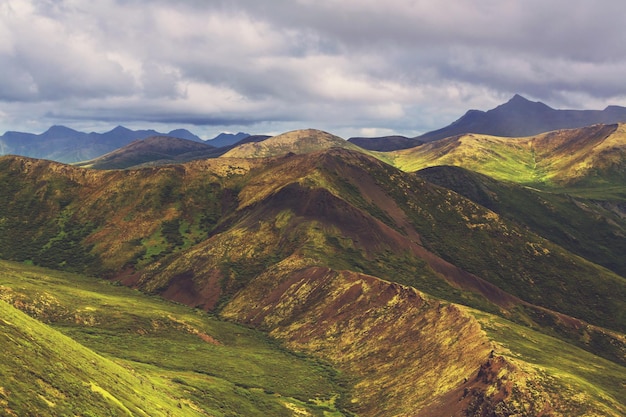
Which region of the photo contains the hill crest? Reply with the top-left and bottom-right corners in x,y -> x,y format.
220,128 -> 361,158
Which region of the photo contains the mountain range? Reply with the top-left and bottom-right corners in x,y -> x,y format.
0,97 -> 625,415
4,95 -> 626,161
0,125 -> 249,163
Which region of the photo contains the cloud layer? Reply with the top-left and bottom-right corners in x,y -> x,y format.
2,0 -> 626,137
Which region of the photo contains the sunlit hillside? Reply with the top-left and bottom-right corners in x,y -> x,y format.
1,127 -> 625,416
388,124 -> 626,198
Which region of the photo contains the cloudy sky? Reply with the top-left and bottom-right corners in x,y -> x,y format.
1,0 -> 626,139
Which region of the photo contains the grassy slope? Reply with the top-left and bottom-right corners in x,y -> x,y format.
0,260 -> 348,417
387,123 -> 626,200
3,257 -> 620,417
388,133 -> 540,183
0,300 -> 191,417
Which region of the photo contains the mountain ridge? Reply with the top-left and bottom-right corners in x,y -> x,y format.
2,148 -> 624,337
348,95 -> 626,151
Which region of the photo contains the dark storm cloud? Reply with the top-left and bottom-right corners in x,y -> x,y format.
1,0 -> 625,137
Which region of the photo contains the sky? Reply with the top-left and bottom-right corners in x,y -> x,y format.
1,0 -> 626,140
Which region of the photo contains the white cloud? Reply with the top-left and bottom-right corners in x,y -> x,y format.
1,0 -> 626,136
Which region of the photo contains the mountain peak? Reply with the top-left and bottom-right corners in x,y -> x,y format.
42,125 -> 80,136
496,94 -> 552,112
509,93 -> 530,103
110,125 -> 132,133
207,132 -> 251,147
167,128 -> 203,142
416,94 -> 626,142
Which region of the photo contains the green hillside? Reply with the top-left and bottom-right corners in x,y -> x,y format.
417,165 -> 626,277
1,135 -> 626,415
2,259 -> 624,417
0,260 -> 348,416
387,123 -> 626,200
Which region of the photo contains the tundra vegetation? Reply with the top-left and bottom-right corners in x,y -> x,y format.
0,125 -> 625,415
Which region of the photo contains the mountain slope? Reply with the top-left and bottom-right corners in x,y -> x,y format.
389,123 -> 626,196
223,265 -> 626,416
417,165 -> 626,278
0,149 -> 625,415
418,94 -> 626,142
2,150 -> 625,334
0,299 -> 184,416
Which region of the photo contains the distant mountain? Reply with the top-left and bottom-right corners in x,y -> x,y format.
75,136 -> 216,169
417,94 -> 626,142
0,125 -> 246,163
233,134 -> 272,145
76,133 -> 270,168
206,132 -> 250,147
166,128 -> 204,143
347,135 -> 423,151
1,125 -> 92,162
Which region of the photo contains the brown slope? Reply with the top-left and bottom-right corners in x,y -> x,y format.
3,150 -> 626,336
221,263 -> 621,417
134,150 -> 520,313
532,123 -> 626,184
222,263 -> 495,416
124,150 -> 626,366
4,150 -> 625,334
